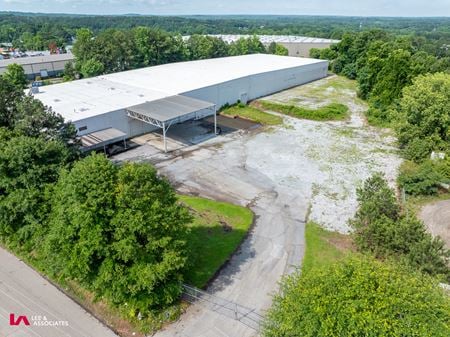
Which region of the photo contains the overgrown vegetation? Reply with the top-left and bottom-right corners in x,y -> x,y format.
257,101 -> 349,121
264,256 -> 450,337
180,195 -> 253,288
350,173 -> 450,281
220,103 -> 283,125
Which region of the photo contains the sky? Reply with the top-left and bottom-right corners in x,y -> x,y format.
0,0 -> 449,17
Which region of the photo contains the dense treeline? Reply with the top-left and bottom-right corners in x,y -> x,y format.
65,28 -> 286,79
264,256 -> 450,337
1,13 -> 450,50
0,70 -> 193,321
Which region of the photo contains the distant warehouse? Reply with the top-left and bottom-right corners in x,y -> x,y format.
205,35 -> 340,57
0,53 -> 74,79
32,54 -> 328,151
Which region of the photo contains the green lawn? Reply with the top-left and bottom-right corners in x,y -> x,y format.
178,195 -> 254,288
220,104 -> 283,125
257,101 -> 349,121
302,222 -> 352,274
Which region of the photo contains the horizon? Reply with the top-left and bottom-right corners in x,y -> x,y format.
1,11 -> 449,19
0,0 -> 449,17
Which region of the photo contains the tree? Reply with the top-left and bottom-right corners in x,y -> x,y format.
267,42 -> 288,56
80,58 -> 104,78
13,95 -> 78,145
0,76 -> 24,128
351,173 -> 450,281
45,154 -> 117,282
72,28 -> 95,64
63,61 -> 76,81
45,154 -> 191,313
94,163 -> 191,310
186,35 -> 228,60
0,136 -> 70,247
350,172 -> 400,231
264,257 -> 450,337
229,36 -> 266,56
396,73 -> 450,160
3,64 -> 27,89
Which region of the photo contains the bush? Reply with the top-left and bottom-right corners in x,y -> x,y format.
398,160 -> 443,195
264,256 -> 450,337
402,137 -> 436,162
351,173 -> 450,281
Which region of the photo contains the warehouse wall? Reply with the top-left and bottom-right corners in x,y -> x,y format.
73,60 -> 328,139
182,60 -> 328,109
72,109 -> 157,137
279,42 -> 335,57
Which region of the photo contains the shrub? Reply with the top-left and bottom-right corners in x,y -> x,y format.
402,137 -> 436,162
351,173 -> 450,281
264,256 -> 450,337
398,160 -> 443,195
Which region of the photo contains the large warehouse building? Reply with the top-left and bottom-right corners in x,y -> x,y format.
200,35 -> 340,57
33,54 -> 328,151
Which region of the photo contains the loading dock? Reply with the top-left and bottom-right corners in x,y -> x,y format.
126,95 -> 217,152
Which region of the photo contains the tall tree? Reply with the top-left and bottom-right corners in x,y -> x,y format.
2,64 -> 27,89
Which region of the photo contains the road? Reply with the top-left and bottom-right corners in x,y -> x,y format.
0,248 -> 119,337
419,199 -> 450,248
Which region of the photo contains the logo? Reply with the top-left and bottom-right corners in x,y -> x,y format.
9,314 -> 30,326
8,313 -> 69,327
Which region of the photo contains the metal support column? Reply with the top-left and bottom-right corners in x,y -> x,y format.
162,121 -> 167,153
214,105 -> 217,135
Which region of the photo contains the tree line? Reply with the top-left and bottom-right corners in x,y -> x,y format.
64,28 -> 288,79
1,13 -> 449,51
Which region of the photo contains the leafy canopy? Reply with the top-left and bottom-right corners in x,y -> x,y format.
45,154 -> 192,313
264,256 -> 450,337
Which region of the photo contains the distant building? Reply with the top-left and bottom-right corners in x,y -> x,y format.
0,53 -> 75,79
185,35 -> 340,58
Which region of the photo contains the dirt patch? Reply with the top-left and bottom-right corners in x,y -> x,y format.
419,199 -> 450,248
327,235 -> 355,253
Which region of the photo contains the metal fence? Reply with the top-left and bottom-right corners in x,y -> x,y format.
182,284 -> 264,331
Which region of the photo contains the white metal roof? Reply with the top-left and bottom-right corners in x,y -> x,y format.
0,53 -> 74,68
32,54 -> 326,122
184,35 -> 340,44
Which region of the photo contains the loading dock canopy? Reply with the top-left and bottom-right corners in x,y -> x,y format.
126,95 -> 217,152
80,127 -> 127,152
126,95 -> 215,124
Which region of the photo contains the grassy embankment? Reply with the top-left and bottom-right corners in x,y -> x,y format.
180,195 -> 254,288
220,103 -> 283,125
302,222 -> 353,274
